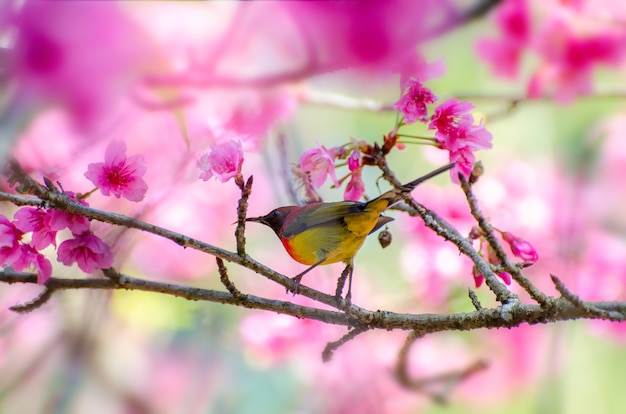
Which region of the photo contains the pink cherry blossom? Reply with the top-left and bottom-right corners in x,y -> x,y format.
45,192 -> 90,235
344,168 -> 365,201
85,140 -> 148,202
13,207 -> 56,250
198,139 -> 244,183
57,232 -> 113,274
347,148 -> 360,172
0,216 -> 23,266
393,79 -> 438,124
476,0 -> 531,78
12,244 -> 52,285
298,145 -> 341,188
429,98 -> 474,137
502,231 -> 539,262
436,116 -> 492,183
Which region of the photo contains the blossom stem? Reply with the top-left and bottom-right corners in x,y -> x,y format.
395,140 -> 439,147
77,188 -> 99,200
396,134 -> 438,142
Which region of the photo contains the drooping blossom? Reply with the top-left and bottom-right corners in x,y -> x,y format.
343,148 -> 364,201
393,79 -> 438,124
344,169 -> 365,202
13,207 -> 56,250
45,192 -> 90,235
476,0 -> 531,78
0,216 -> 23,266
198,138 -> 244,183
12,244 -> 52,285
85,140 -> 148,202
298,145 -> 342,189
472,266 -> 512,288
57,232 -> 113,274
502,231 -> 539,262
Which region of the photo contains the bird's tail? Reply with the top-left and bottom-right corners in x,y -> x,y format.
399,162 -> 455,193
368,163 -> 455,210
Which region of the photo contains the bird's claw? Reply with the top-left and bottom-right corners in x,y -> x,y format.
288,274 -> 304,296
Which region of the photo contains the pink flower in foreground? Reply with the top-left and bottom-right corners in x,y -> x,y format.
45,192 -> 90,235
0,216 -> 23,266
502,231 -> 538,262
393,79 -> 438,124
85,140 -> 148,202
57,232 -> 113,274
9,1 -> 150,131
298,145 -> 341,188
12,244 -> 52,285
476,0 -> 531,78
198,139 -> 244,183
13,207 -> 56,250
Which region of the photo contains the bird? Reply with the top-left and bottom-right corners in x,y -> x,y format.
246,163 -> 454,301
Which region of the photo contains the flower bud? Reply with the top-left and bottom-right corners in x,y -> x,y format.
501,231 -> 538,262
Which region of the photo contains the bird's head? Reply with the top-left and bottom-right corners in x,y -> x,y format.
245,207 -> 295,235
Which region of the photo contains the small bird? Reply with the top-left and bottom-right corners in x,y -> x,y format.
246,163 -> 454,300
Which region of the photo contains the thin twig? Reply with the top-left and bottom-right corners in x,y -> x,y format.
468,288 -> 483,311
217,257 -> 244,301
551,274 -> 624,321
235,175 -> 253,256
322,325 -> 370,363
9,286 -> 55,313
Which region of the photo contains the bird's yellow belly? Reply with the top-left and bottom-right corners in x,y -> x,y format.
282,219 -> 375,266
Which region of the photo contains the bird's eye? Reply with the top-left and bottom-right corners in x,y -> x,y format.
271,210 -> 281,217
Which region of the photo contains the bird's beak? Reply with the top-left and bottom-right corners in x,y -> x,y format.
245,216 -> 267,225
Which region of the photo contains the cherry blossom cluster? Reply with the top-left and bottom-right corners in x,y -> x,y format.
469,226 -> 539,288
0,140 -> 147,284
394,74 -> 493,183
277,63 -> 493,201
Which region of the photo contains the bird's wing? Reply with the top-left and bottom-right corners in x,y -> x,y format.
281,201 -> 363,238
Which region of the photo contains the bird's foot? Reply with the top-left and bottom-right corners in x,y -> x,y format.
288,274 -> 304,296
